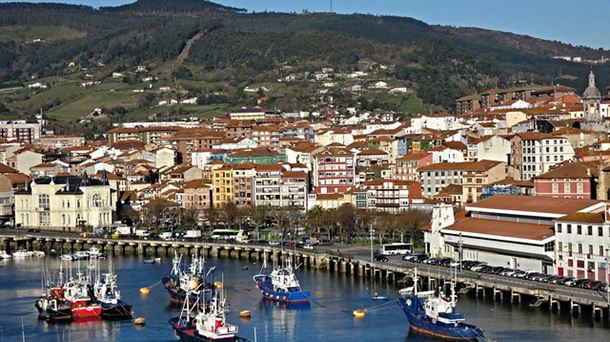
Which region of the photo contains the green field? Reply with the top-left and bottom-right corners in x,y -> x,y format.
0,25 -> 86,42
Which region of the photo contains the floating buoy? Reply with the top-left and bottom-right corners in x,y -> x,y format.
239,310 -> 252,318
353,309 -> 366,318
134,317 -> 146,326
214,281 -> 223,289
139,287 -> 150,295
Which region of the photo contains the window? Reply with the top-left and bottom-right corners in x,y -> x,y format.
557,242 -> 563,252
557,224 -> 562,233
578,244 -> 582,254
599,226 -> 604,237
564,183 -> 570,193
552,183 -> 558,194
577,182 -> 583,194
38,194 -> 50,210
92,194 -> 102,207
567,224 -> 572,234
587,226 -> 592,236
600,246 -> 604,256
39,212 -> 50,225
577,225 -> 582,235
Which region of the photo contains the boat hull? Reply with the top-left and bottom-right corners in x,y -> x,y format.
35,297 -> 72,323
255,279 -> 310,303
397,297 -> 483,341
169,317 -> 248,342
100,302 -> 133,320
162,277 -> 210,305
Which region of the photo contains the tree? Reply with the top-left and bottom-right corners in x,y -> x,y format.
399,210 -> 430,245
222,202 -> 240,229
336,203 -> 357,243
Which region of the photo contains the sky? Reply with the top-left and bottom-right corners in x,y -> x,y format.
2,0 -> 609,49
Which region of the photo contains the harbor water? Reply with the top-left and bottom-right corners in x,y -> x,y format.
0,256 -> 608,341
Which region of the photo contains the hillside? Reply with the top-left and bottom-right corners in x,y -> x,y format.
0,0 -> 608,131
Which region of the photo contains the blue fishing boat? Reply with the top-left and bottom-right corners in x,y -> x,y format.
397,268 -> 486,341
252,257 -> 310,303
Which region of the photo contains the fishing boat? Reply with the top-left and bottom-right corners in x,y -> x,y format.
93,265 -> 132,320
63,273 -> 102,320
397,268 -> 486,341
71,251 -> 90,260
31,250 -> 46,257
12,249 -> 30,258
35,264 -> 72,322
169,279 -> 248,342
60,254 -> 73,261
88,247 -> 102,258
0,250 -> 11,259
162,254 -> 213,305
144,259 -> 156,264
252,257 -> 310,303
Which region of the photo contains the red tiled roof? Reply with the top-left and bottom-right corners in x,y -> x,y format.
445,217 -> 554,241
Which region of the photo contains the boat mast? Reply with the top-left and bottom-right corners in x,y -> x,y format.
413,268 -> 418,296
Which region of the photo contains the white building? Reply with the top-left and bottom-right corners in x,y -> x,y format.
410,114 -> 457,132
554,211 -> 610,282
425,196 -> 604,273
14,175 -> 113,231
518,133 -> 575,180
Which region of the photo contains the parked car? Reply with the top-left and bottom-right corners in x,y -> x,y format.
374,254 -> 389,262
403,253 -> 425,262
268,241 -> 280,246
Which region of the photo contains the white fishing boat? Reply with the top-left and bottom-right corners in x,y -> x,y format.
0,250 -> 11,259
88,247 -> 102,258
12,249 -> 30,258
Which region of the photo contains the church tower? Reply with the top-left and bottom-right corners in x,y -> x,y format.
583,70 -> 602,122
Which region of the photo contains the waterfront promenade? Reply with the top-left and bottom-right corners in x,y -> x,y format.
1,229 -> 609,321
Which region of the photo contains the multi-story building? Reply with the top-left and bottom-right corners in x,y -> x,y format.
36,135 -> 85,148
461,160 -> 506,204
232,163 -> 256,207
554,211 -> 610,282
426,196 -> 604,273
359,179 -> 422,213
534,162 -> 599,199
455,84 -> 575,115
253,164 -> 283,207
229,107 -> 270,121
14,175 -> 113,231
394,152 -> 432,181
0,121 -> 41,143
211,165 -> 233,208
280,171 -> 308,210
183,179 -> 212,211
417,161 -> 475,197
225,147 -> 287,165
511,132 -> 575,180
312,147 -> 356,194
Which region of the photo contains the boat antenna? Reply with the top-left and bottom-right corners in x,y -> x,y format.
254,327 -> 257,342
21,317 -> 25,342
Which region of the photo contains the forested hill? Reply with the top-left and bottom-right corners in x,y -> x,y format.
0,0 -> 608,111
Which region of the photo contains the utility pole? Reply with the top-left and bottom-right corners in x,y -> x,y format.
458,232 -> 463,273
330,0 -> 333,13
606,248 -> 609,306
369,226 -> 374,263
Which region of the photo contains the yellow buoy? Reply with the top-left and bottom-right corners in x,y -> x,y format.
239,310 -> 252,318
134,317 -> 146,326
352,309 -> 366,318
214,281 -> 223,289
139,287 -> 150,295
